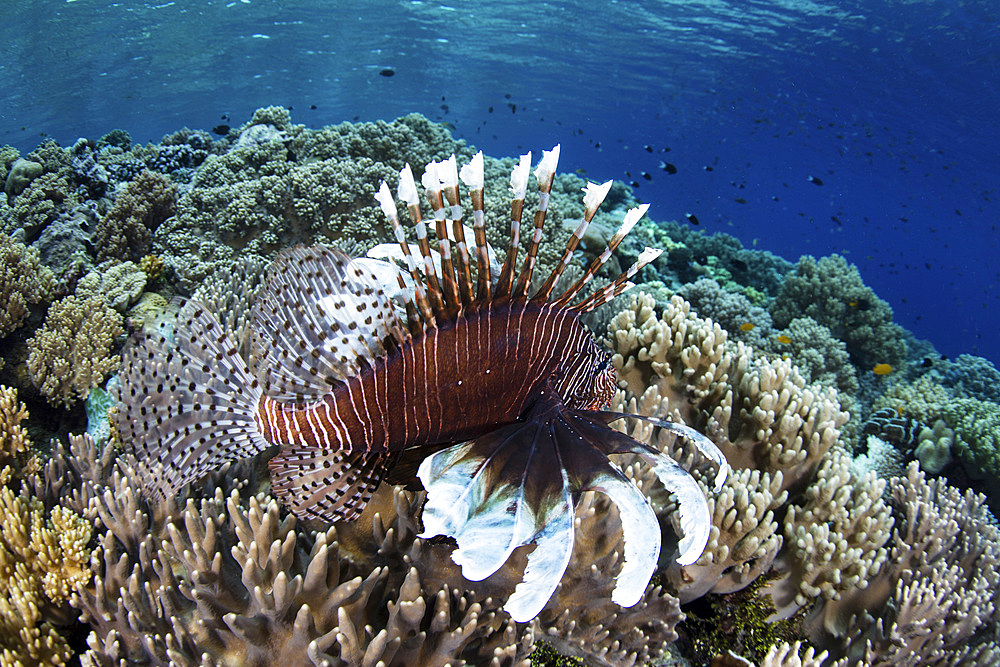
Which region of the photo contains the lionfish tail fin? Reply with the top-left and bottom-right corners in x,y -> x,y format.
269,446 -> 395,522
115,299 -> 270,502
249,244 -> 407,402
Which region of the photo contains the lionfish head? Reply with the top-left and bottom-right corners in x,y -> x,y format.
555,337 -> 617,411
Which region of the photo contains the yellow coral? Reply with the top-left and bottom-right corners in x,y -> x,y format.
0,470 -> 91,666
0,386 -> 29,466
26,295 -> 123,408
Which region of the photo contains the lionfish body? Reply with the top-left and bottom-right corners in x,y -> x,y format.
117,146 -> 729,622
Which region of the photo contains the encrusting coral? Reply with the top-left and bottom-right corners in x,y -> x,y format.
26,294 -> 123,408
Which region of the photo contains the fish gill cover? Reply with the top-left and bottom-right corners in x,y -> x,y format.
1,1 -> 1000,665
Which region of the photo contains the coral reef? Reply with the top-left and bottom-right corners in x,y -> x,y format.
94,169 -> 178,263
0,232 -> 56,338
26,295 -> 123,408
770,254 -> 907,371
811,463 -> 1000,664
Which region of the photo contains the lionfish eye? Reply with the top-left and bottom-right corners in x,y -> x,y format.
596,357 -> 609,372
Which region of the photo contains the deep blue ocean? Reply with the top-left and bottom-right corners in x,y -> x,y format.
3,0 -> 998,364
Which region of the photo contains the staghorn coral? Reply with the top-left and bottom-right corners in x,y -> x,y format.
94,169 -> 178,262
608,292 -> 847,493
26,295 -> 123,408
810,463 -> 1000,665
0,232 -> 57,338
770,254 -> 906,371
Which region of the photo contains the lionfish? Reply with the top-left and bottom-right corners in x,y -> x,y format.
116,146 -> 729,622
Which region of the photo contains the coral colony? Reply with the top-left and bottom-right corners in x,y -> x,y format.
1,107 -> 999,665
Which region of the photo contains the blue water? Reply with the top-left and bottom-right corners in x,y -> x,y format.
3,0 -> 999,363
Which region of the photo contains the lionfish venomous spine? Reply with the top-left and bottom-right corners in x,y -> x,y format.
116,146 -> 729,621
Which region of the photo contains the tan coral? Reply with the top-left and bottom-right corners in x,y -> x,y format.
0,232 -> 56,337
664,467 -> 787,603
0,385 -> 30,466
762,449 -> 892,619
26,295 -> 123,408
810,463 -> 1000,665
608,292 -> 848,493
0,470 -> 92,667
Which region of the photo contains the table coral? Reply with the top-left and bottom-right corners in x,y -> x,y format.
0,232 -> 56,338
26,295 -> 123,408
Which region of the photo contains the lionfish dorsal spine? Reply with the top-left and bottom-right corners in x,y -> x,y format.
421,164 -> 462,316
514,144 -> 560,299
494,151 -> 532,300
375,181 -> 436,326
374,149 -> 658,328
400,164 -> 446,316
459,152 -> 491,304
438,156 -> 476,311
531,177 -> 611,304
551,200 -> 650,308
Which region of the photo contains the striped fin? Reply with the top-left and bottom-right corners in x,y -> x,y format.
570,246 -> 664,314
249,245 -> 406,402
532,179 -> 613,304
553,202 -> 650,308
269,445 -> 395,522
399,164 -> 446,316
439,156 -> 476,310
115,299 -> 270,501
459,152 -> 492,302
421,162 -> 461,314
514,145 -> 560,299
374,181 -> 435,325
494,152 -> 532,300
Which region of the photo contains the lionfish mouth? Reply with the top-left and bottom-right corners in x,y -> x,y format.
115,145 -> 730,623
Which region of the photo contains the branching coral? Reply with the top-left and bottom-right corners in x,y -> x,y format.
94,169 -> 178,262
762,448 -> 893,619
810,463 -> 1000,665
0,471 -> 92,667
608,292 -> 847,493
0,385 -> 30,470
0,232 -> 56,338
26,295 -> 123,408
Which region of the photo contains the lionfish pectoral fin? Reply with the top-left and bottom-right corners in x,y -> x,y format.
249,245 -> 408,402
417,417 -> 575,622
269,445 -> 395,522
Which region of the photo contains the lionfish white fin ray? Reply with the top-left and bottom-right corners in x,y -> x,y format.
416,429 -> 536,582
515,145 -> 560,298
503,466 -> 574,622
585,466 -> 661,607
115,299 -> 269,500
249,245 -> 406,402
